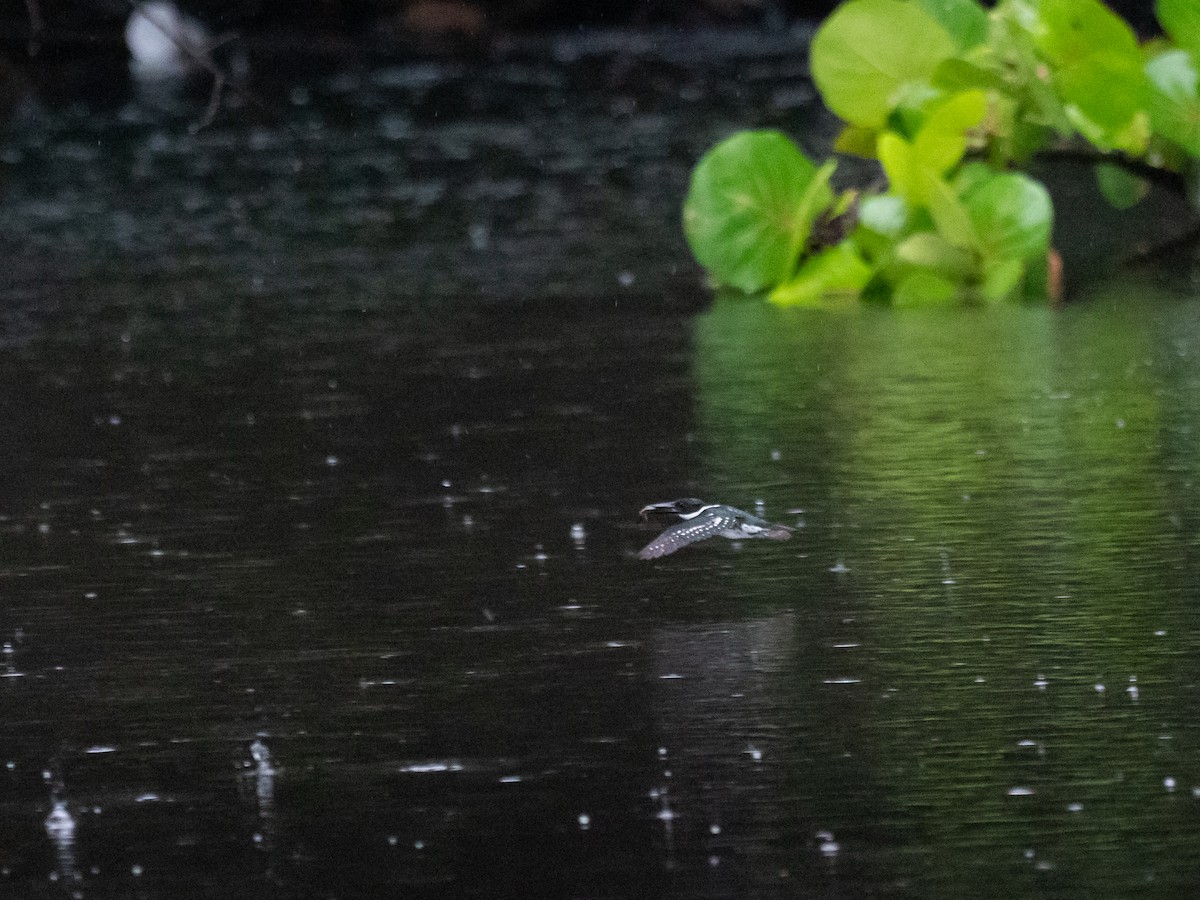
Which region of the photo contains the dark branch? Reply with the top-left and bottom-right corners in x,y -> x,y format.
1033,147 -> 1190,200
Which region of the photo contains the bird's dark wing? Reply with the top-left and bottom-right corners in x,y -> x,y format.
638,513 -> 738,560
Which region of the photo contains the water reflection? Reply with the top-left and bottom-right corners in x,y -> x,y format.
246,738 -> 277,853
650,612 -> 799,879
688,290 -> 1200,894
44,797 -> 80,896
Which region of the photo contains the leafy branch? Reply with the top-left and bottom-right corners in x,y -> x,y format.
683,0 -> 1200,306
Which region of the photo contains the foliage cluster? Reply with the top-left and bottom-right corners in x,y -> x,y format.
683,0 -> 1200,305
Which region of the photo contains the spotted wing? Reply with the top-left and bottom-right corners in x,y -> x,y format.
638,512 -> 738,560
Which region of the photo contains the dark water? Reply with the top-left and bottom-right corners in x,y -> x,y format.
4,26 -> 1200,900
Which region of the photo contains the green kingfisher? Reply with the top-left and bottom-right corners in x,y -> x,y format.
637,498 -> 794,559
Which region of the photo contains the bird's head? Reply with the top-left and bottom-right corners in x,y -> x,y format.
639,498 -> 707,520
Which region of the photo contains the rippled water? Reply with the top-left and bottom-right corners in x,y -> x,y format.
3,26 -> 1200,900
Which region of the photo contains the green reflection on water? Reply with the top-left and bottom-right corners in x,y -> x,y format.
691,284 -> 1200,893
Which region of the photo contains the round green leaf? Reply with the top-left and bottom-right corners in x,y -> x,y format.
683,131 -> 832,293
914,0 -> 990,51
962,173 -> 1053,261
933,58 -> 1009,94
1146,48 -> 1200,155
1095,162 -> 1149,210
1033,0 -> 1149,148
1035,0 -> 1142,67
1058,51 -> 1150,134
811,0 -> 957,128
1158,0 -> 1200,58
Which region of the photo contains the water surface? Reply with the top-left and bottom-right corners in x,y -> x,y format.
3,27 -> 1200,900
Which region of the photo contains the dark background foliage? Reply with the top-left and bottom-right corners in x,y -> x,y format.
0,0 -> 1159,49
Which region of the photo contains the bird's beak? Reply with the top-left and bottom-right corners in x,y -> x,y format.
639,501 -> 676,520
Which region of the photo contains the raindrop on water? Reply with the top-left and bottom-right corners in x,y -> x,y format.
816,829 -> 839,857
45,801 -> 74,838
468,222 -> 490,251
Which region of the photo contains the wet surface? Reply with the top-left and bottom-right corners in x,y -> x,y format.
4,26 -> 1200,900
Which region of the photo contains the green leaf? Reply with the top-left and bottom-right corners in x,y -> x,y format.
1158,0 -> 1200,57
1145,48 -> 1200,155
979,257 -> 1026,301
927,176 -> 981,250
933,57 -> 1010,93
914,90 -> 988,173
878,91 -> 988,210
1057,53 -> 1150,150
896,231 -> 976,277
1095,162 -> 1149,209
1008,116 -> 1057,162
797,159 -> 840,243
834,124 -> 881,157
893,270 -> 960,307
961,172 -> 1053,262
811,0 -> 957,128
953,161 -> 995,197
1032,0 -> 1149,151
914,0 -> 990,50
878,132 -> 921,203
682,130 -> 833,293
1035,0 -> 1142,67
768,242 -> 874,306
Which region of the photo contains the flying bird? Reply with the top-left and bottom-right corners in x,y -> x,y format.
637,498 -> 793,559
